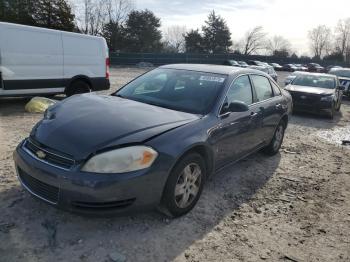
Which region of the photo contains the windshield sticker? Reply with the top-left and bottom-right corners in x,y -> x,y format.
199,76 -> 225,83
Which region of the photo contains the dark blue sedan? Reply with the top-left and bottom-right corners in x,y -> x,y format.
14,64 -> 292,217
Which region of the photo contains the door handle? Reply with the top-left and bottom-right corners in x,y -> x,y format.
250,112 -> 259,118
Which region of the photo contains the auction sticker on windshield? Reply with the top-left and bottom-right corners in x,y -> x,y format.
199,76 -> 226,83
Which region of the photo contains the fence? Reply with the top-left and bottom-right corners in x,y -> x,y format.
110,52 -> 350,67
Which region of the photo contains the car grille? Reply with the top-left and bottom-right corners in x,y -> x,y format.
18,167 -> 59,204
290,91 -> 321,107
23,139 -> 75,170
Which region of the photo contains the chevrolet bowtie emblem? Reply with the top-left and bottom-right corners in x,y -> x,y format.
36,150 -> 46,159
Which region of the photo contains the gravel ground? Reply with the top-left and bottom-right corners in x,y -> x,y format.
0,68 -> 350,262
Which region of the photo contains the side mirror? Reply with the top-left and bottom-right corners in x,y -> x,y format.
339,85 -> 345,91
221,101 -> 249,115
229,101 -> 249,112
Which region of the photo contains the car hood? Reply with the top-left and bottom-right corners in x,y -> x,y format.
286,85 -> 335,95
31,94 -> 199,160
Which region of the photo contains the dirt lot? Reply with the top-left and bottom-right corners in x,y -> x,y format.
0,68 -> 350,262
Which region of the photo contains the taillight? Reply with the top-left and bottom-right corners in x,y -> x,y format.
106,58 -> 110,79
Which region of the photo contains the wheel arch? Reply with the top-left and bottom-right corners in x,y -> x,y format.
65,75 -> 92,92
172,143 -> 215,178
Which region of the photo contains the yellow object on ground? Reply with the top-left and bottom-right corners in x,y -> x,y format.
25,97 -> 57,113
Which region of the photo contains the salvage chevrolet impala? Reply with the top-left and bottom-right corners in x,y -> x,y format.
14,64 -> 292,217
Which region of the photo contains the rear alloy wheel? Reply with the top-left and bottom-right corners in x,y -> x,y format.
65,80 -> 91,97
263,122 -> 285,156
160,153 -> 206,217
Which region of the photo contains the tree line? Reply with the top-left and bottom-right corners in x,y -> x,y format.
308,20 -> 350,63
1,0 -> 350,63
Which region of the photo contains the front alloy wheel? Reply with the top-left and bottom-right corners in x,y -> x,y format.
160,153 -> 206,217
175,163 -> 202,209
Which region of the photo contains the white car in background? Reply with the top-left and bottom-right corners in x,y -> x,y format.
0,22 -> 110,97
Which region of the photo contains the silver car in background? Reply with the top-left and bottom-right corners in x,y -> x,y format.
328,68 -> 350,97
248,65 -> 278,82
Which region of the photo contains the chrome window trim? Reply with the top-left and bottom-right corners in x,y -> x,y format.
217,73 -> 278,117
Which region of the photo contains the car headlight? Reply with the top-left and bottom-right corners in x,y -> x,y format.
320,95 -> 334,102
81,146 -> 158,174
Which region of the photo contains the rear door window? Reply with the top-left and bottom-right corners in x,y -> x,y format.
250,75 -> 274,102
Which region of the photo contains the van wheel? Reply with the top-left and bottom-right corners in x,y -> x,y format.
65,80 -> 91,97
159,153 -> 206,218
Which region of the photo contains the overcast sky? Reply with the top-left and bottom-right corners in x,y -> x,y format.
136,0 -> 350,55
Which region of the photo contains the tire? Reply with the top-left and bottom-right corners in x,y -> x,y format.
160,153 -> 206,218
263,121 -> 286,156
328,105 -> 335,119
335,101 -> 341,112
65,80 -> 91,97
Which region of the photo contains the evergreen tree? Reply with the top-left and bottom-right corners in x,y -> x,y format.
102,21 -> 126,51
123,10 -> 162,52
33,0 -> 75,31
202,11 -> 232,53
0,0 -> 75,31
0,0 -> 36,26
184,29 -> 204,53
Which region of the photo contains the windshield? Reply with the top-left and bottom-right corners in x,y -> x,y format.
329,69 -> 350,78
292,75 -> 336,89
115,68 -> 227,114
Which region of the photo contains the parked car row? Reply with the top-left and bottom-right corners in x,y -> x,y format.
223,58 -> 345,76
223,60 -> 278,82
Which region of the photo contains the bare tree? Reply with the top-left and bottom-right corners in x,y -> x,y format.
335,18 -> 350,61
266,35 -> 291,54
241,26 -> 266,55
308,25 -> 332,59
76,0 -> 132,36
79,0 -> 109,35
163,26 -> 187,53
106,0 -> 134,24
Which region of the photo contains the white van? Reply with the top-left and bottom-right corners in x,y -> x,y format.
0,22 -> 110,97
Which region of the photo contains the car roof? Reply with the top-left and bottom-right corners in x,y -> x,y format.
160,64 -> 263,75
293,72 -> 337,78
330,67 -> 350,71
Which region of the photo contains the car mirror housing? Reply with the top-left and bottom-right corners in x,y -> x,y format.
228,101 -> 249,112
339,85 -> 345,91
